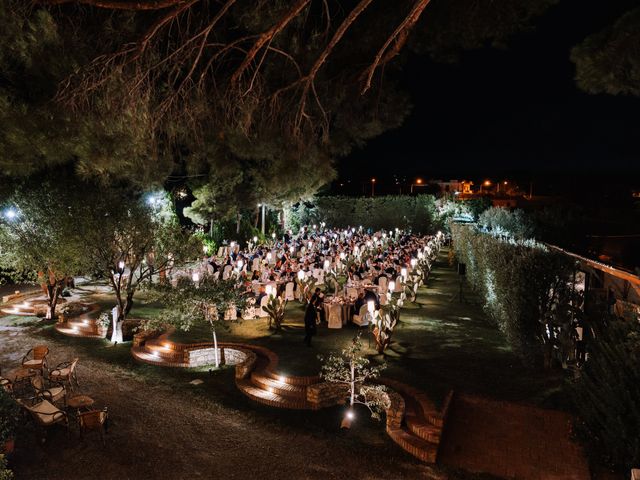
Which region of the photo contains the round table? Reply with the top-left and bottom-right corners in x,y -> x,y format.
68,395 -> 94,410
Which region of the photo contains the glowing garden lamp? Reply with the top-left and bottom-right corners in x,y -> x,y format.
297,270 -> 305,281
253,236 -> 258,243
118,260 -> 125,272
411,258 -> 417,268
389,281 -> 395,293
312,224 -> 317,230
367,300 -> 375,316
401,267 -> 407,280
272,232 -> 276,239
308,241 -> 313,249
192,272 -> 200,283
230,241 -> 236,249
339,252 -> 346,260
237,259 -> 244,270
366,240 -> 372,248
4,208 -> 17,220
289,246 -> 295,254
324,259 -> 330,271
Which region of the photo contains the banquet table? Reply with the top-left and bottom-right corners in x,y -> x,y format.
323,296 -> 354,328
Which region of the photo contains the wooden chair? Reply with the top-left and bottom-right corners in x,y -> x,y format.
30,375 -> 67,407
19,398 -> 69,442
21,345 -> 49,374
49,358 -> 80,390
78,408 -> 109,445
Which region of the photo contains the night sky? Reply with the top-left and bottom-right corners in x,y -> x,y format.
340,0 -> 640,185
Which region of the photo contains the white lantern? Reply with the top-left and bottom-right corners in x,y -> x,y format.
324,259 -> 330,270
289,246 -> 295,254
401,268 -> 407,279
308,241 -> 313,249
230,241 -> 236,248
272,233 -> 276,239
237,260 -> 244,269
253,236 -> 258,243
297,270 -> 305,280
367,300 -> 375,314
389,281 -> 395,292
411,258 -> 417,268
313,224 -> 317,229
339,252 -> 346,260
192,272 -> 200,283
118,260 -> 125,271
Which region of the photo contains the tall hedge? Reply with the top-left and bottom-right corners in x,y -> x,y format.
451,223 -> 574,365
285,194 -> 437,233
572,318 -> 640,470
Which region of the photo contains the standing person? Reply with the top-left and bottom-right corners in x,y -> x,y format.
303,302 -> 317,347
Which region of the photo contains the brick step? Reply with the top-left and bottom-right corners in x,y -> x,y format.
1,306 -> 36,316
54,324 -> 104,338
387,427 -> 438,463
250,371 -> 308,399
131,347 -> 189,367
405,414 -> 441,443
142,344 -> 183,362
236,378 -> 311,410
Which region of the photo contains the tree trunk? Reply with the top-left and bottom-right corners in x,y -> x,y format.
212,328 -> 219,368
46,282 -> 62,320
124,290 -> 135,317
209,218 -> 214,237
236,213 -> 241,234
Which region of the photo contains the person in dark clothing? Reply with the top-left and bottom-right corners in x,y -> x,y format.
303,302 -> 317,346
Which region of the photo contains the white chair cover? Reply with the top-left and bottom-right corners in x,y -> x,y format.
252,258 -> 260,272
222,265 -> 232,280
328,304 -> 342,329
284,282 -> 295,301
352,304 -> 369,326
224,304 -> 237,320
257,296 -> 270,317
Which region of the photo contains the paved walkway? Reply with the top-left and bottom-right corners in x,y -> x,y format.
439,393 -> 590,480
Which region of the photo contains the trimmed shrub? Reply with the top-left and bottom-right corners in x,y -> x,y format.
572,318 -> 640,470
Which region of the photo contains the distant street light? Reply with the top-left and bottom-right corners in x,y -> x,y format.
371,178 -> 376,197
410,178 -> 425,194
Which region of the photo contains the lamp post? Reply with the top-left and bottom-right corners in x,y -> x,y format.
410,178 -> 424,194
371,178 -> 376,197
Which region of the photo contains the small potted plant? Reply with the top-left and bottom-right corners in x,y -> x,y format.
0,389 -> 20,455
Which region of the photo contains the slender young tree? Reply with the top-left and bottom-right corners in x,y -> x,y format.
143,276 -> 247,367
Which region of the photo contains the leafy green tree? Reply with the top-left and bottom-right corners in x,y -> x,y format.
79,188 -> 200,341
144,276 -> 247,367
0,173 -> 92,318
572,7 -> 640,97
478,207 -> 535,239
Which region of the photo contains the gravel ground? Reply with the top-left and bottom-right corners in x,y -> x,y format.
1,323 -> 453,480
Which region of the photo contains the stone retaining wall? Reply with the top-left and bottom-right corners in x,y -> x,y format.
183,346 -> 257,375
306,382 -> 349,409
